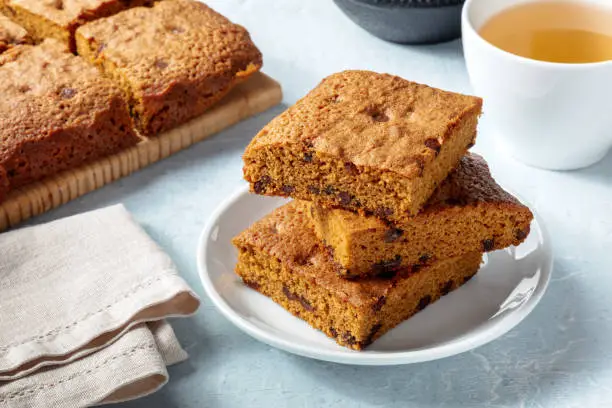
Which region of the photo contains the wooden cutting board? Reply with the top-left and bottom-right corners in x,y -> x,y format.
0,72 -> 282,232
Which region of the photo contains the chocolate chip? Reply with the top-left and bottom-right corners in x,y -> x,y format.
440,280 -> 454,295
374,207 -> 394,219
463,274 -> 474,284
384,228 -> 403,243
342,332 -> 357,346
424,138 -> 441,154
444,197 -> 464,206
253,175 -> 271,194
329,327 -> 338,338
281,185 -> 295,194
307,185 -> 320,195
411,264 -> 422,273
303,152 -> 313,162
417,295 -> 431,311
282,286 -> 314,312
515,226 -> 530,241
467,141 -> 475,149
364,106 -> 389,122
154,59 -> 168,69
344,162 -> 359,175
53,0 -> 64,10
300,297 -> 314,312
243,279 -> 260,291
409,156 -> 426,177
282,285 -> 298,301
18,85 -> 30,93
372,255 -> 402,276
372,296 -> 386,312
361,323 -> 383,347
59,87 -> 76,99
338,191 -> 351,205
324,185 -> 335,195
418,254 -> 431,264
482,239 -> 495,251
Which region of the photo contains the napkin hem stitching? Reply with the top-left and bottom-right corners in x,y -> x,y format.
0,342 -> 158,402
0,273 -> 175,352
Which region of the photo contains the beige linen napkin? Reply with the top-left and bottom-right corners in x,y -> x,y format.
0,204 -> 200,406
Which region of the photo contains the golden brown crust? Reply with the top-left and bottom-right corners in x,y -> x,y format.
0,39 -> 140,197
233,201 -> 483,350
3,0 -> 152,51
243,71 -> 481,216
305,154 -> 534,278
0,12 -> 31,54
245,70 -> 481,178
426,153 -> 524,207
76,0 -> 263,135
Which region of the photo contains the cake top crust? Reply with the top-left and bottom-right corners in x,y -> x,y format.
0,39 -> 128,145
76,0 -> 262,96
7,0 -> 130,28
245,70 -> 482,178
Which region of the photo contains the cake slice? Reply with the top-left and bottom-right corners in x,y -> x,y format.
243,70 -> 482,217
0,39 -> 140,202
232,201 -> 483,350
2,0 -> 152,52
76,0 -> 262,135
0,12 -> 31,54
306,154 -> 533,278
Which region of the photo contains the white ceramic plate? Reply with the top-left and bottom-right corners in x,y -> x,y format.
197,186 -> 552,365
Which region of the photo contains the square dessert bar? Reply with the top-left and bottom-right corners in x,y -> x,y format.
232,201 -> 483,350
76,0 -> 263,135
306,154 -> 533,278
2,0 -> 152,52
0,39 -> 140,202
243,70 -> 482,217
0,12 -> 31,54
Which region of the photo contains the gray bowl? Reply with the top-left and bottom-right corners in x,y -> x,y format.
334,0 -> 465,45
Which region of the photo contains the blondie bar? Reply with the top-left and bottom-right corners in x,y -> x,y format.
243,70 -> 482,217
2,0 -> 151,52
306,154 -> 533,278
232,201 -> 482,350
76,0 -> 262,135
0,39 -> 140,202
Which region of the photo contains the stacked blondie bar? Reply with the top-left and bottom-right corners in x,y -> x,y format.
235,70 -> 533,350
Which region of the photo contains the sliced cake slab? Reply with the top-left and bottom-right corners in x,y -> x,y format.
0,39 -> 139,202
243,70 -> 482,217
76,0 -> 262,135
232,201 -> 483,350
306,154 -> 533,278
2,0 -> 152,52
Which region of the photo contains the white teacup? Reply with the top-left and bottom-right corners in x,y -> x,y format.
462,0 -> 612,170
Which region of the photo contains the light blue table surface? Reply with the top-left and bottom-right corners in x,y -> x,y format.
28,1 -> 612,406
